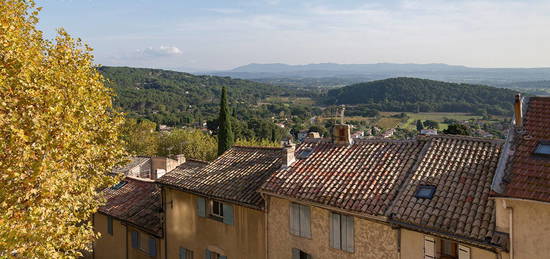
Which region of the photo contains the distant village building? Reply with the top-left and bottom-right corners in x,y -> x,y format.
420,129 -> 438,135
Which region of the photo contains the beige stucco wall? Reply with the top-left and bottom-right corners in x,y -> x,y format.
399,229 -> 496,259
267,196 -> 398,259
93,213 -> 127,259
495,198 -> 550,259
164,188 -> 266,259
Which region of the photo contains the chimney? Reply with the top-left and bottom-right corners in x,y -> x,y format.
281,141 -> 296,167
306,132 -> 321,139
332,124 -> 352,145
514,94 -> 523,128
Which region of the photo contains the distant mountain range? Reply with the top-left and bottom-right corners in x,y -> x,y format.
207,63 -> 550,87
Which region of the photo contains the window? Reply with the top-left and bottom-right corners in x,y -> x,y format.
148,237 -> 157,256
111,181 -> 127,190
205,249 -> 227,259
424,235 -> 470,259
297,148 -> 313,159
292,248 -> 312,259
179,247 -> 194,259
107,216 -> 113,235
330,212 -> 354,252
290,203 -> 311,238
196,197 -> 233,225
211,200 -> 224,219
534,141 -> 550,156
415,185 -> 436,199
131,231 -> 139,249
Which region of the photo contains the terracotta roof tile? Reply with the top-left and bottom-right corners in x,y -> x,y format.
389,136 -> 503,246
500,97 -> 550,202
158,146 -> 282,209
261,139 -> 426,216
99,177 -> 162,237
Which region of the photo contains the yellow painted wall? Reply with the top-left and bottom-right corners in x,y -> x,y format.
127,226 -> 164,259
495,198 -> 550,259
164,188 -> 266,259
267,196 -> 398,259
399,229 -> 497,259
93,213 -> 127,259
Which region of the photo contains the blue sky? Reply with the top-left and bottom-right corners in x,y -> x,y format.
37,0 -> 550,71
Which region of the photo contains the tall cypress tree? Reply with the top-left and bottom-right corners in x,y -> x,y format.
217,86 -> 234,155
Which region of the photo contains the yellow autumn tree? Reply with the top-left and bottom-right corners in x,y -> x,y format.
0,1 -> 126,258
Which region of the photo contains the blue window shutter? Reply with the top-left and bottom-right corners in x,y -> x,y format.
300,205 -> 311,238
107,216 -> 113,235
148,237 -> 157,256
220,256 -> 227,259
223,204 -> 234,225
345,216 -> 354,252
330,213 -> 341,249
179,247 -> 186,259
197,197 -> 206,217
292,248 -> 300,259
205,249 -> 211,259
131,231 -> 139,248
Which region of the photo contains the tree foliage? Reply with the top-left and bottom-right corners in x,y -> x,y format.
217,86 -> 234,155
121,118 -> 159,156
157,129 -> 217,161
443,124 -> 472,136
0,1 -> 126,257
416,120 -> 424,131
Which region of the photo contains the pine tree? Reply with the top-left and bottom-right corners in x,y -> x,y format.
217,86 -> 234,155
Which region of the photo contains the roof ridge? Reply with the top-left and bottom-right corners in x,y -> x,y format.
185,158 -> 210,164
233,145 -> 283,150
426,134 -> 505,144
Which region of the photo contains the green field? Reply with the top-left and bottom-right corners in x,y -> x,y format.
401,112 -> 482,130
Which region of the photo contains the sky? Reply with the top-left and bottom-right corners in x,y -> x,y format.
37,0 -> 550,71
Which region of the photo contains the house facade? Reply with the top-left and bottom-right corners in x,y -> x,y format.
157,147 -> 285,259
491,96 -> 550,259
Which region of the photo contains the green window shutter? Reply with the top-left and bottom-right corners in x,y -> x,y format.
292,248 -> 300,259
290,203 -> 300,235
131,231 -> 139,249
344,215 -> 354,252
197,197 -> 206,217
107,216 -> 113,235
205,249 -> 211,259
148,237 -> 157,256
179,247 -> 186,259
300,205 -> 311,238
330,213 -> 341,249
223,204 -> 234,225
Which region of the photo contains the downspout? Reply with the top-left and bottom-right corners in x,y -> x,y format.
126,223 -> 129,259
260,192 -> 269,259
163,187 -> 168,259
396,227 -> 401,259
503,200 -> 514,259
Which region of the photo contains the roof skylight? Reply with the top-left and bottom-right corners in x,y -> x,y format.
111,181 -> 128,190
534,141 -> 550,156
415,185 -> 436,199
297,148 -> 313,159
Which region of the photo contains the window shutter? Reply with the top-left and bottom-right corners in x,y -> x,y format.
107,216 -> 113,235
458,244 -> 471,259
205,249 -> 211,259
148,237 -> 157,256
300,205 -> 311,238
424,236 -> 435,259
131,231 -> 139,248
290,203 -> 300,235
179,247 -> 186,259
220,256 -> 227,259
223,204 -> 234,225
330,213 -> 341,249
344,216 -> 354,252
292,248 -> 300,259
197,197 -> 206,217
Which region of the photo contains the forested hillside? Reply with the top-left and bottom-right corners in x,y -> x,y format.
99,66 -> 312,125
325,77 -> 518,115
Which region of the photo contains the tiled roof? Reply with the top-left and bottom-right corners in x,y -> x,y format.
158,146 -> 282,209
497,97 -> 550,202
261,138 -> 427,216
388,136 -> 503,247
99,177 -> 162,237
156,159 -> 209,187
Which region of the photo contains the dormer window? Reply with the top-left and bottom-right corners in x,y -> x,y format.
415,185 -> 436,199
534,141 -> 550,156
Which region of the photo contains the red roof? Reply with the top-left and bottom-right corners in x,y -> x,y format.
499,97 -> 550,202
261,138 -> 426,216
99,178 -> 162,237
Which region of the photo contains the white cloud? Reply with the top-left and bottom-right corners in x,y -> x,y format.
138,45 -> 183,57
